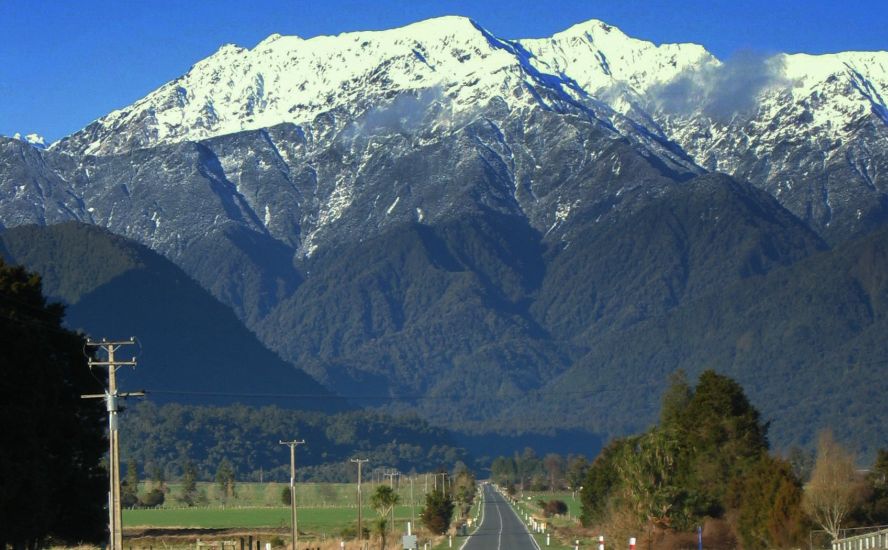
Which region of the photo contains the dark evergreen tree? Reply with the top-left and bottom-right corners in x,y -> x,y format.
580,440 -> 625,526
682,370 -> 770,509
0,259 -> 106,547
421,488 -> 454,535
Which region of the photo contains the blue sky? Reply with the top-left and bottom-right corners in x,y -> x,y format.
1,0 -> 886,143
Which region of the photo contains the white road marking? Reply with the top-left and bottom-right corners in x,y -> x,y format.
495,495 -> 504,550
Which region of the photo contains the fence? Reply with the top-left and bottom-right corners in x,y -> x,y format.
832,527 -> 888,550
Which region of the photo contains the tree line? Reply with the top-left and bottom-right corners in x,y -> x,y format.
576,370 -> 888,549
490,449 -> 590,494
118,400 -> 468,484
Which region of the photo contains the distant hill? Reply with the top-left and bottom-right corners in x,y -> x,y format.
0,222 -> 333,408
2,179 -> 884,460
510,223 -> 888,457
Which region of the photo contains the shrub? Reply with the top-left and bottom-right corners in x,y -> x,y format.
545,500 -> 568,517
139,488 -> 165,508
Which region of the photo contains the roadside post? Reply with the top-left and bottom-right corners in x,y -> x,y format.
402,522 -> 417,550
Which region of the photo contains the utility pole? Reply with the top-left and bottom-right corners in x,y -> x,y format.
280,440 -> 305,550
384,470 -> 399,534
81,338 -> 142,550
437,473 -> 448,498
351,458 -> 369,548
409,475 -> 415,526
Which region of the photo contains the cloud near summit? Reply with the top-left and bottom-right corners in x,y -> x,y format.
647,51 -> 793,121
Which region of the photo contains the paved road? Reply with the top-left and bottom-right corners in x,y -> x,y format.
461,484 -> 540,550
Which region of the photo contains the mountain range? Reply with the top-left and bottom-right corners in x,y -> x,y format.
1,16 -> 886,456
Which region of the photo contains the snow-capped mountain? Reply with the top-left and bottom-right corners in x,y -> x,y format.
2,15 -> 888,451
43,16 -> 888,241
53,16 -> 610,156
4,14 -> 886,320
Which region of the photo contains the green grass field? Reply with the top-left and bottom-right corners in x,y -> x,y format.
124,478 -> 458,550
516,490 -> 583,519
125,504 -> 421,531
137,480 -> 433,509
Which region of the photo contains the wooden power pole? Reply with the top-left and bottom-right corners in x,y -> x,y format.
351,458 -> 369,547
383,469 -> 400,534
280,440 -> 305,550
81,338 -> 142,550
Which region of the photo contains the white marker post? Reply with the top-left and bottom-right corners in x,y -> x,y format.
598,535 -> 605,550
629,537 -> 636,550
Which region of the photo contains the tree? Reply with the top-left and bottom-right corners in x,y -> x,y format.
659,369 -> 692,429
371,485 -> 399,550
726,455 -> 806,549
581,440 -> 624,526
452,469 -> 476,519
682,370 -> 769,509
803,430 -> 865,541
491,456 -> 516,487
180,459 -> 198,505
139,488 -> 165,508
122,458 -> 140,508
421,488 -> 455,535
516,448 -> 541,492
149,462 -> 166,492
566,455 -> 589,495
543,453 -> 565,491
215,458 -> 237,500
850,449 -> 888,526
0,260 -> 106,548
580,369 -> 778,537
616,430 -> 692,532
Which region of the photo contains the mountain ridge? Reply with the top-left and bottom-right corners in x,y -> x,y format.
1,15 -> 887,454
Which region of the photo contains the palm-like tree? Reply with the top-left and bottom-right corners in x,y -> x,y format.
371,485 -> 399,550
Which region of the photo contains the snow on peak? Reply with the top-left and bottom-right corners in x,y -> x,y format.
256,33 -> 285,47
551,18 -> 628,40
59,14 -> 580,155
53,15 -> 888,158
520,20 -> 715,98
12,132 -> 47,148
